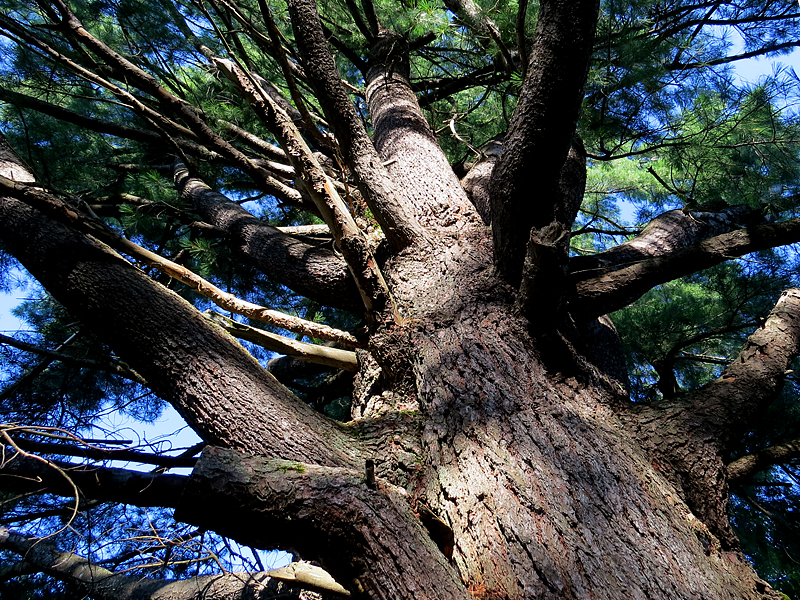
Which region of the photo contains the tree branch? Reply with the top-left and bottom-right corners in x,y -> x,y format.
0,452 -> 186,508
172,162 -> 363,312
176,446 -> 470,600
569,206 -> 762,282
623,289 -> 800,544
6,436 -> 198,469
288,0 -> 426,250
210,58 -> 401,327
39,0 -> 303,202
727,438 -> 800,482
0,332 -> 147,385
0,527 -> 308,600
204,311 -> 359,371
0,135 -> 364,467
489,0 -> 599,286
570,218 -> 800,322
363,28 -> 477,230
442,0 -> 516,72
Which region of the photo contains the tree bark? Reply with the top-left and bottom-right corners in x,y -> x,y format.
172,163 -> 363,312
490,0 -> 599,285
0,141 -> 362,466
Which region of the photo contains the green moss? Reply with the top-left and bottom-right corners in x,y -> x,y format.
277,462 -> 306,474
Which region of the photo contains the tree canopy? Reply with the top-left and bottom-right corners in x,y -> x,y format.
1,0 -> 800,598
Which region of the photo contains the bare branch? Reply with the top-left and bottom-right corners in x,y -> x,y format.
205,311 -> 359,371
211,57 -> 401,327
0,452 -> 186,507
0,332 -> 147,385
0,527 -> 299,600
6,436 -> 197,469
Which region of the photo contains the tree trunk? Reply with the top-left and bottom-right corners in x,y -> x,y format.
333,227 -> 777,599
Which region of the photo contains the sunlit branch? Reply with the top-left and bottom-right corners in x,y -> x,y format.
43,0 -> 304,202
204,311 -> 360,371
0,173 -> 364,347
211,57 -> 402,326
257,0 -> 337,153
570,219 -> 800,321
442,0 -> 516,73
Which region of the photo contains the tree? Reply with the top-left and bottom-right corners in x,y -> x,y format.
1,0 -> 800,597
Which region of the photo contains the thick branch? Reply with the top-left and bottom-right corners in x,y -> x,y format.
176,447 -> 470,600
172,162 -> 363,312
0,137 -> 363,467
287,0 -> 425,251
570,218 -> 800,322
727,438 -> 800,482
489,0 -> 599,286
569,206 -> 762,281
364,29 -> 477,229
623,289 -> 800,544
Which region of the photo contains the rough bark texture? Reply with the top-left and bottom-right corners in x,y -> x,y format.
490,0 -> 599,285
365,30 -> 478,231
569,219 -> 800,321
0,171 -> 361,466
288,0 -> 425,251
176,447 -> 468,600
173,164 -> 362,312
348,227 -> 781,600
